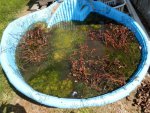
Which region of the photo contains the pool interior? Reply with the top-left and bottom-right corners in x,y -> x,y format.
15,12 -> 141,98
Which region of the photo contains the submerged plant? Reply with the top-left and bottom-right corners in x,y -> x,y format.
68,22 -> 140,95
29,70 -> 73,98
17,22 -> 50,65
69,43 -> 126,93
102,23 -> 135,51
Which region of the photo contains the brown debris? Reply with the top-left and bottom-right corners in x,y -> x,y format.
17,24 -> 50,65
69,24 -> 130,94
133,78 -> 150,113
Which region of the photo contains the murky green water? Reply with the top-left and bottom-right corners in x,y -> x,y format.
16,13 -> 141,98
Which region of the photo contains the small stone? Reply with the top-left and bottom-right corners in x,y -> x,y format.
38,0 -> 54,6
126,96 -> 131,101
74,80 -> 78,83
73,74 -> 76,76
39,0 -> 48,6
72,91 -> 78,97
40,5 -> 47,10
30,4 -> 39,11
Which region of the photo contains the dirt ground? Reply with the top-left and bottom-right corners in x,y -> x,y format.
8,89 -> 141,113
1,4 -> 150,113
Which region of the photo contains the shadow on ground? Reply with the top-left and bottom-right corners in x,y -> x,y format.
0,103 -> 26,113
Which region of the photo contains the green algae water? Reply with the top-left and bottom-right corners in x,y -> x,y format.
16,13 -> 141,98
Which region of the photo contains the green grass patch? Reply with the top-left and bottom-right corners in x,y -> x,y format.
0,0 -> 28,38
0,0 -> 28,104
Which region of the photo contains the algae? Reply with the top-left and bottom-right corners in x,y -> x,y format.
50,22 -> 86,62
29,70 -> 73,97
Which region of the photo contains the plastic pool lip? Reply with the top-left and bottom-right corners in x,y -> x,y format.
0,0 -> 150,108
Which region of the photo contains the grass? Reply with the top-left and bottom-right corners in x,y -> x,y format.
0,0 -> 28,104
0,0 -> 28,38
0,67 -> 15,103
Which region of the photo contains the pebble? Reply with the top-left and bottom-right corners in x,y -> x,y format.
73,74 -> 76,76
30,4 -> 39,11
74,80 -> 78,83
72,91 -> 78,97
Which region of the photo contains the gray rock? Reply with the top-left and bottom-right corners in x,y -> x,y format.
38,0 -> 54,6
40,5 -> 47,10
30,4 -> 39,11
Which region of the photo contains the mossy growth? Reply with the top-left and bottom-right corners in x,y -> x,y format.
29,70 -> 73,98
107,43 -> 141,79
50,22 -> 86,62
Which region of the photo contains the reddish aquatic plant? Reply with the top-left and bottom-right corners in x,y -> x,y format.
69,42 -> 126,93
88,29 -> 103,41
17,25 -> 50,64
102,23 -> 134,51
87,23 -> 133,51
68,23 -> 136,93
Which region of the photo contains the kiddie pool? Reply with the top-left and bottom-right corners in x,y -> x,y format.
0,0 -> 150,108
